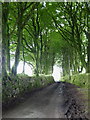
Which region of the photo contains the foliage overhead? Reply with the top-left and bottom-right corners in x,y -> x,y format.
2,2 -> 90,78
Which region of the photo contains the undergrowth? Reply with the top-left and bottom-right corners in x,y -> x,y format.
2,74 -> 54,104
61,73 -> 90,88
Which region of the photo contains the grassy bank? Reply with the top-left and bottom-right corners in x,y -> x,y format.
61,73 -> 90,116
61,73 -> 90,88
2,74 -> 54,104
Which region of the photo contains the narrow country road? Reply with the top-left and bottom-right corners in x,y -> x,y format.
3,82 -> 66,118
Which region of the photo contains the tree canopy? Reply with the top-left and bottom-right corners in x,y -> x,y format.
2,2 -> 90,78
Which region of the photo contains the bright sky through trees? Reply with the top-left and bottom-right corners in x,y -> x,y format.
11,61 -> 62,81
52,65 -> 62,82
11,61 -> 33,76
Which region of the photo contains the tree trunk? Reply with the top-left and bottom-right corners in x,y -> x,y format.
85,32 -> 90,73
6,24 -> 10,72
40,31 -> 43,74
51,52 -> 55,74
2,3 -> 9,78
12,4 -> 22,75
22,46 -> 25,73
2,22 -> 7,78
35,46 -> 39,76
62,49 -> 70,77
12,27 -> 22,75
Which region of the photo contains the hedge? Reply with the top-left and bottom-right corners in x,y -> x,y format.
2,74 -> 54,104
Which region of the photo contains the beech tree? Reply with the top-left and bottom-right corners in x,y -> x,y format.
2,3 -> 9,78
2,2 -> 90,78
